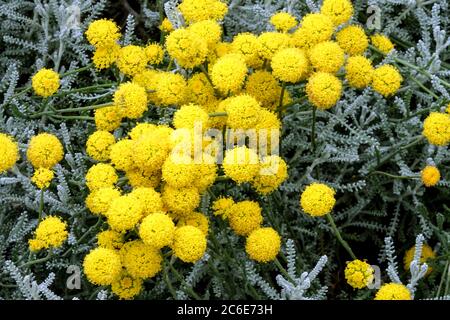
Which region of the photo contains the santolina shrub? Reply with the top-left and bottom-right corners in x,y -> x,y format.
0,0 -> 449,301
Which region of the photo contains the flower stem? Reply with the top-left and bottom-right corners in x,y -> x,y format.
311,106 -> 317,152
38,189 -> 45,223
209,112 -> 227,117
20,250 -> 53,268
274,257 -> 295,284
61,64 -> 93,77
326,213 -> 357,260
369,171 -> 419,180
168,261 -> 202,300
278,82 -> 286,119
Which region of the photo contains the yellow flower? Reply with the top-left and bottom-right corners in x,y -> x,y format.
117,45 -> 147,77
85,19 -> 120,47
0,133 -> 19,173
133,69 -> 161,103
165,28 -> 208,69
133,132 -> 170,173
403,244 -> 435,276
271,48 -> 309,83
188,20 -> 222,49
126,167 -> 161,189
110,139 -> 135,172
113,82 -> 148,119
159,18 -> 174,33
252,155 -> 288,194
336,25 -> 368,56
129,187 -> 164,216
31,68 -> 60,97
106,195 -> 144,232
270,12 -> 297,33
97,230 -> 124,250
92,43 -> 120,69
120,241 -> 162,279
374,283 -> 412,300
421,166 -> 440,187
422,112 -> 450,146
309,41 -> 345,74
128,123 -> 157,140
223,146 -> 260,184
371,64 -> 403,97
192,158 -> 218,193
231,33 -> 263,69
227,200 -> 263,236
244,70 -> 282,109
144,43 -> 164,65
320,0 -> 353,26
83,247 -> 122,285
177,212 -> 209,235
111,272 -> 143,300
173,104 -> 209,130
162,154 -> 197,188
345,56 -> 374,89
211,53 -> 248,94
291,13 -> 334,50
27,133 -> 64,169
306,72 -> 342,109
245,227 -> 281,263
300,182 -> 336,217
85,187 -> 121,215
371,34 -> 394,54
162,185 -> 200,216
31,167 -> 54,190
139,212 -> 175,249
85,163 -> 118,191
178,0 -> 228,24
187,73 -> 216,106
212,197 -> 235,220
258,32 -> 291,60
256,109 -> 281,152
344,259 -> 374,289
224,94 -> 262,129
86,131 -> 115,162
28,216 -> 68,251
172,226 -> 207,263
156,72 -> 188,106
94,106 -> 123,132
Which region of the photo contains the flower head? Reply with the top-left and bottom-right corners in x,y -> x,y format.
270,12 -> 297,33
86,131 -> 116,162
309,41 -> 345,74
120,241 -> 162,279
306,72 -> 342,109
344,259 -> 374,289
244,70 -> 282,109
371,64 -> 402,97
336,25 -> 368,56
345,56 -> 374,89
421,166 -> 440,187
113,82 -> 148,119
245,227 -> 281,262
223,146 -> 260,184
177,212 -> 209,235
129,187 -> 164,216
156,72 -> 188,106
174,104 -> 209,130
422,112 -> 450,146
374,283 -> 412,300
162,185 -> 200,216
0,133 -> 19,173
85,187 -> 121,215
139,212 -> 175,249
212,197 -> 235,219
31,167 -> 54,190
258,32 -> 290,60
231,33 -> 263,68
224,94 -> 262,129
92,44 -> 120,69
97,229 -> 124,250
172,226 -> 207,263
320,0 -> 353,26
403,244 -> 435,276
27,133 -> 64,169
292,13 -> 334,50
252,155 -> 288,194
178,0 -> 228,24
28,216 -> 68,251
117,45 -> 147,76
32,68 -> 60,97
110,139 -> 135,172
85,19 -> 120,47
211,53 -> 248,94
144,43 -> 164,65
160,18 -> 174,33
83,247 -> 122,285
271,48 -> 309,83
166,28 -> 208,69
228,200 -> 263,236
300,183 -> 336,216
111,272 -> 143,300
85,163 -> 118,191
371,34 -> 394,54
188,20 -> 222,49
106,195 -> 144,232
94,106 -> 123,132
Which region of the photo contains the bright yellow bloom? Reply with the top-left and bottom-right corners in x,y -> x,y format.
31,68 -> 60,97
144,43 -> 164,65
173,104 -> 209,130
97,229 -> 124,250
178,212 -> 209,235
336,25 -> 368,56
224,94 -> 262,129
345,56 -> 374,89
223,146 -> 260,184
94,106 -> 123,132
111,272 -> 143,300
156,72 -> 188,106
178,0 -> 228,24
344,259 -> 374,289
85,19 -> 120,47
159,18 -> 174,33
110,139 -> 135,172
374,283 -> 412,300
309,41 -> 345,73
83,247 -> 122,285
85,187 -> 121,215
211,53 -> 247,94
300,183 -> 336,217
252,155 -> 288,194
227,200 -> 263,236
162,185 -> 200,216
85,163 -> 118,191
231,33 -> 263,68
291,13 -> 334,50
117,45 -> 147,77
320,0 -> 353,26
120,241 -> 162,279
421,166 -> 440,187
258,32 -> 290,60
28,216 -> 68,251
133,132 -> 170,173
113,82 -> 148,119
188,20 -> 222,49
187,73 -> 216,106
92,44 -> 120,69
403,244 -> 435,276
270,12 -> 297,33
133,69 -> 161,103
86,131 -> 115,162
172,226 -> 207,263
27,133 -> 64,169
129,187 -> 164,216
162,154 -> 197,188
106,195 -> 144,232
244,70 -> 282,109
422,112 -> 450,146
0,133 -> 19,173
31,167 -> 54,190
126,167 -> 161,189
271,48 -> 309,83
139,212 -> 175,249
166,28 -> 208,69
245,227 -> 281,263
371,64 -> 403,97
212,197 -> 235,219
371,34 -> 394,54
306,72 -> 342,109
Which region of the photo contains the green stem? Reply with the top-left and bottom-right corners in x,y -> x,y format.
55,102 -> 113,113
278,82 -> 286,119
407,75 -> 440,100
436,260 -> 449,298
274,257 -> 295,284
326,213 -> 357,260
164,260 -> 178,299
61,217 -> 103,258
38,189 -> 45,222
50,115 -> 95,121
215,175 -> 230,182
169,261 -> 202,300
209,112 -> 227,117
311,106 -> 317,153
369,171 -> 418,180
21,250 -> 53,268
61,64 -> 93,77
